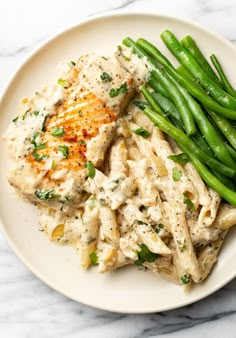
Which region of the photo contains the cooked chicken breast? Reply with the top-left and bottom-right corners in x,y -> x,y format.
3,55 -> 135,212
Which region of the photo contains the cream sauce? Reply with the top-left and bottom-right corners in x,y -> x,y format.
3,84 -> 64,159
78,54 -> 135,113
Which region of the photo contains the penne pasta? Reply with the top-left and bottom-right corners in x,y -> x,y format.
99,206 -> 120,247
164,202 -> 201,283
197,189 -> 221,228
109,138 -> 128,176
198,230 -> 228,281
213,203 -> 236,230
77,201 -> 99,269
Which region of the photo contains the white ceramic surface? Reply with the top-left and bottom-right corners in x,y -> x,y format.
0,12 -> 236,314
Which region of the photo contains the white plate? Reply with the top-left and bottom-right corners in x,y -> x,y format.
0,12 -> 236,313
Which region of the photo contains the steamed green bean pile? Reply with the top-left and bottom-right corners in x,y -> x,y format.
122,31 -> 236,206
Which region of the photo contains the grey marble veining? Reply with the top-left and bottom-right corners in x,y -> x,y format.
1,0 -> 236,337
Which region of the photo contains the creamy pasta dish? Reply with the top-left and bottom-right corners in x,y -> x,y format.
3,44 -> 236,290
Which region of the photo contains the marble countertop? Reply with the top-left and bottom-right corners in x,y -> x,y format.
1,0 -> 236,337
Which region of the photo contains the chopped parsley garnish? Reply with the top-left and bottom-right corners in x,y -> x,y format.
132,126 -> 150,139
134,219 -> 148,226
109,83 -> 128,98
79,139 -> 85,145
12,116 -> 18,122
123,55 -> 131,61
84,161 -> 96,178
100,72 -> 112,82
78,110 -> 83,116
50,126 -> 65,137
87,236 -> 96,245
34,143 -> 47,150
51,160 -> 57,170
88,196 -> 97,208
22,110 -> 30,120
33,110 -> 40,116
196,243 -> 205,249
172,167 -> 182,182
168,153 -> 189,164
31,131 -> 40,142
58,145 -> 69,159
34,189 -> 60,200
133,101 -> 148,111
32,152 -> 49,161
134,244 -> 159,266
57,78 -> 70,88
183,192 -> 195,211
102,56 -> 108,60
181,274 -> 190,285
59,195 -> 72,204
89,252 -> 98,265
70,61 -> 76,66
177,239 -> 187,252
99,199 -> 107,206
153,223 -> 164,234
31,131 -> 47,150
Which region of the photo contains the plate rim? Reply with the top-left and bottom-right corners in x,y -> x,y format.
0,10 -> 236,314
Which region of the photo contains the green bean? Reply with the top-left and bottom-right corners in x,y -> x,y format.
148,75 -> 210,150
133,101 -> 148,111
214,171 -> 236,190
148,76 -> 169,97
143,106 -> 235,178
170,76 -> 236,167
151,92 -> 184,129
177,67 -> 236,150
140,86 -> 166,117
123,37 -> 196,135
160,30 -> 236,110
177,65 -> 205,91
149,82 -> 219,154
179,144 -> 236,205
148,76 -> 216,153
191,131 -> 214,156
181,35 -> 222,87
150,70 -> 196,135
147,79 -> 215,154
227,144 -> 236,160
149,75 -> 236,170
206,112 -> 236,158
136,37 -> 236,119
141,85 -> 186,131
149,83 -> 220,156
158,68 -> 236,165
136,38 -> 173,68
210,54 -> 236,99
207,110 -> 236,149
149,75 -> 198,130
